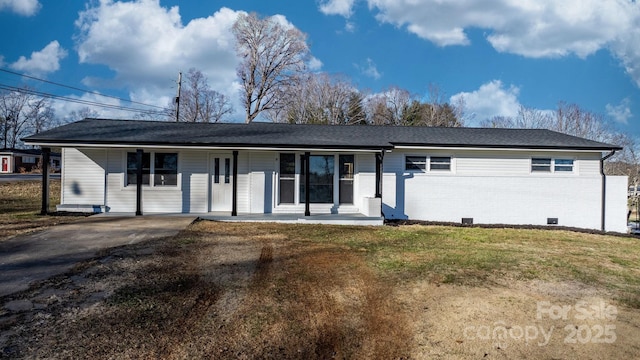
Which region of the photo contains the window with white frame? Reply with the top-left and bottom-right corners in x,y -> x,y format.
430,156 -> 451,171
531,158 -> 552,172
405,156 -> 427,171
531,158 -> 574,173
278,153 -> 355,205
554,159 -> 574,172
126,152 -> 178,186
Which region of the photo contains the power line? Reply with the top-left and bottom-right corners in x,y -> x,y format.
0,83 -> 169,117
0,67 -> 169,111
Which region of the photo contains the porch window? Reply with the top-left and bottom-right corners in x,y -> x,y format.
301,155 -> 335,203
279,153 -> 295,204
154,153 -> 178,186
126,152 -> 177,186
126,152 -> 150,185
339,155 -> 354,204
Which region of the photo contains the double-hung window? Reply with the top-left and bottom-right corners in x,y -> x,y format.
126,152 -> 178,187
279,153 -> 296,204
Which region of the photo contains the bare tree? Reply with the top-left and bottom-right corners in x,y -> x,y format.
171,68 -> 232,123
69,107 -> 100,122
0,88 -> 55,148
270,73 -> 355,125
480,106 -> 552,129
233,12 -> 309,123
479,101 -> 638,177
365,86 -> 412,125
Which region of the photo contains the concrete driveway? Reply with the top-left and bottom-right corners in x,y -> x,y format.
0,215 -> 196,298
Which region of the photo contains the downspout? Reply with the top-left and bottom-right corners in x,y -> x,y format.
600,149 -> 616,232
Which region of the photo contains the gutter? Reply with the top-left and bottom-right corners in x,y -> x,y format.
600,149 -> 617,232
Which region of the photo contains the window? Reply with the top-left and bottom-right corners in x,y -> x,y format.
405,156 -> 426,171
339,155 -> 354,204
279,153 -> 295,204
531,158 -> 551,172
310,155 -> 335,203
214,158 -> 220,184
430,156 -> 451,171
554,159 -> 574,172
224,158 -> 230,184
279,153 -> 355,206
531,158 -> 574,173
301,155 -> 334,203
126,152 -> 177,186
154,153 -> 178,186
127,152 -> 150,185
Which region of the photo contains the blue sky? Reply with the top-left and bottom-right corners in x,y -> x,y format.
0,0 -> 639,139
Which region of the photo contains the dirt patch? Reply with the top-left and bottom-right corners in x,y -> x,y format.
1,221 -> 639,359
398,280 -> 640,359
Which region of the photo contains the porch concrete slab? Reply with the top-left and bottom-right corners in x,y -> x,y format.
0,215 -> 196,298
200,212 -> 384,226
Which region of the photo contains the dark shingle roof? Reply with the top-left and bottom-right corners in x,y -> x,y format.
22,118 -> 621,151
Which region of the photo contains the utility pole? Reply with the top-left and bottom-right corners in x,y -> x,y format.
175,72 -> 182,122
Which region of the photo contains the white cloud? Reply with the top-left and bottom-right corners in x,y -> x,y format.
0,0 -> 40,16
73,2 -> 318,121
10,40 -> 67,75
367,0 -> 640,86
75,2 -> 244,118
450,80 -> 521,125
357,58 -> 381,80
308,57 -> 323,71
344,21 -> 356,32
319,0 -> 357,17
606,98 -> 633,124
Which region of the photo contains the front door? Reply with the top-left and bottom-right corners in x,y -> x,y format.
1,157 -> 9,173
210,154 -> 233,212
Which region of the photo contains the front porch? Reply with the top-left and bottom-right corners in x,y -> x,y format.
200,212 -> 384,226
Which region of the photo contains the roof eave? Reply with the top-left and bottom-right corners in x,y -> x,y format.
391,143 -> 622,152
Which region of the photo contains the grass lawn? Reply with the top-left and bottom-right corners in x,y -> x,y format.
0,179 -> 82,240
1,181 -> 640,358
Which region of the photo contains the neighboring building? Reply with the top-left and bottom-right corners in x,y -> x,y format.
0,148 -> 60,174
23,118 -> 628,232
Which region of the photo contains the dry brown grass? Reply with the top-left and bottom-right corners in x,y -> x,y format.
0,180 -> 81,240
1,221 -> 412,359
2,220 -> 640,358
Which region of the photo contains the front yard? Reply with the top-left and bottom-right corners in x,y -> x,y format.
1,217 -> 639,358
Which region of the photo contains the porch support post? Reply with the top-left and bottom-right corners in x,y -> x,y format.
304,151 -> 310,216
375,150 -> 384,198
40,147 -> 50,215
135,148 -> 143,216
232,150 -> 238,216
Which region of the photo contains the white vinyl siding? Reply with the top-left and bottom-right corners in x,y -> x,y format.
236,152 -> 250,213
181,151 -> 208,213
61,148 -> 106,205
105,149 -> 184,213
249,152 -> 277,213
